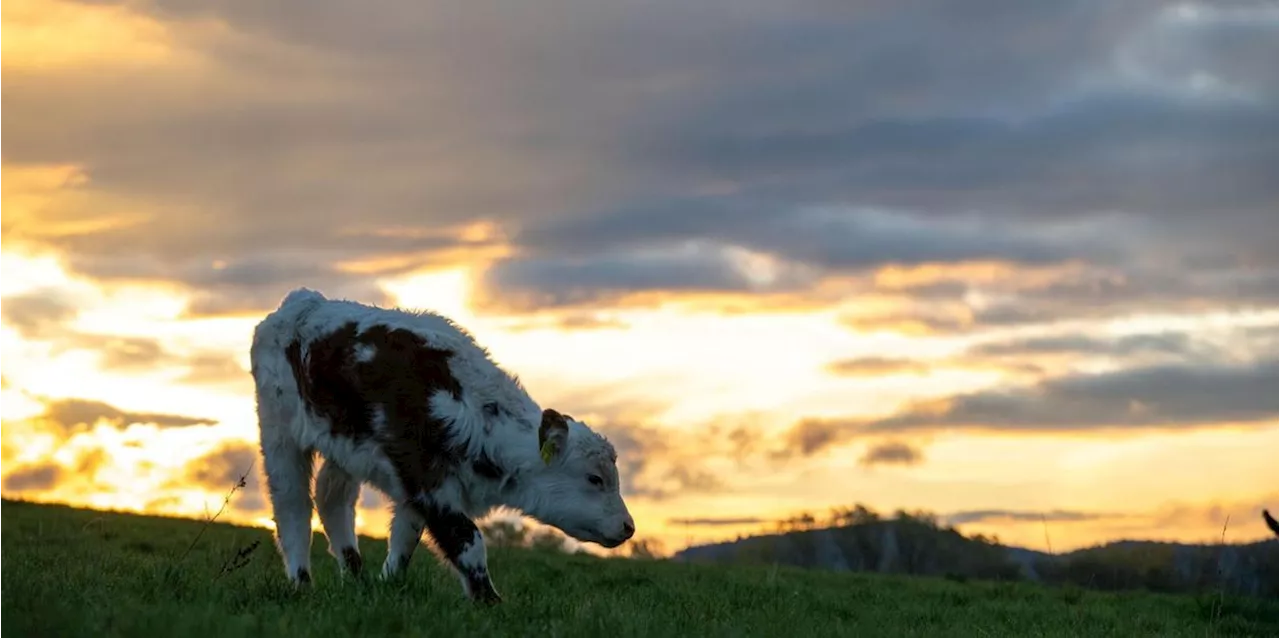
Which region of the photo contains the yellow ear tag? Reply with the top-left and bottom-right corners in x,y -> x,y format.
540,441 -> 555,465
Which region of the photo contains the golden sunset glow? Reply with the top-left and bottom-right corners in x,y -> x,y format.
2,0 -> 1276,561
4,246 -> 1275,553
2,0 -> 177,69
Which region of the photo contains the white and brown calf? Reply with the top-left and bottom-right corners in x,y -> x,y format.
249,288 -> 635,603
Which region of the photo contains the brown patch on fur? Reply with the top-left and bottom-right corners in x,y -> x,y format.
289,321 -> 466,498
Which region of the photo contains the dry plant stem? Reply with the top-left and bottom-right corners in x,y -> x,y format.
175,460 -> 254,567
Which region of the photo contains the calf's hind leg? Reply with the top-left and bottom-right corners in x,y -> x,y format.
315,459 -> 364,576
260,438 -> 316,585
381,504 -> 425,579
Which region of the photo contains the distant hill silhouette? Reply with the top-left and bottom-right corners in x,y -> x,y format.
672,508 -> 1278,599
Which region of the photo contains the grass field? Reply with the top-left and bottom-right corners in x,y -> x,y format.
2,499 -> 1276,637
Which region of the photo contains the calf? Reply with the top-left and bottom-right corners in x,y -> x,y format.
249,288 -> 635,603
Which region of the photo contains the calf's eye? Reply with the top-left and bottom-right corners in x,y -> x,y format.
587,474 -> 604,488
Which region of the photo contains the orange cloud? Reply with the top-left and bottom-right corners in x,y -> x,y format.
2,0 -> 182,70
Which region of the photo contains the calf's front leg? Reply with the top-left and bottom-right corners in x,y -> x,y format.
420,500 -> 502,604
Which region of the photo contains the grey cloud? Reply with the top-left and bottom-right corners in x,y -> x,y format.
5,0 -> 1274,317
183,442 -> 266,512
945,509 -> 1123,526
826,358 -> 930,377
840,308 -> 975,336
968,332 -> 1196,358
844,266 -> 1278,337
867,357 -> 1278,433
858,441 -> 924,467
781,357 -> 1277,449
185,443 -> 260,489
657,93 -> 1275,229
1,291 -> 78,339
90,336 -> 170,370
593,422 -> 726,502
59,254 -> 400,318
481,243 -> 819,312
777,419 -> 847,458
40,398 -> 218,435
476,245 -> 780,312
179,354 -> 251,389
974,267 -> 1280,324
514,202 -> 1093,268
482,203 -> 1104,311
1,463 -> 65,492
667,517 -> 767,527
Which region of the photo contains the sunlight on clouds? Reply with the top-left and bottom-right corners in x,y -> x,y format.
871,260 -> 1087,292
0,163 -> 151,245
383,266 -> 479,325
0,249 -> 72,295
72,287 -> 190,337
335,221 -> 514,276
2,0 -> 179,69
1,218 -> 1275,557
0,386 -> 45,423
0,164 -> 87,218
1,422 -> 277,539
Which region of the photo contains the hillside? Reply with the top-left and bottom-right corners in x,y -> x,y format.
673,516 -> 1279,599
2,500 -> 1277,638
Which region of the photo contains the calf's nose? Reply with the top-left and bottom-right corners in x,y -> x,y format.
622,518 -> 636,539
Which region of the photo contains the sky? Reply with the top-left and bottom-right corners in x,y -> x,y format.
1,0 -> 1277,556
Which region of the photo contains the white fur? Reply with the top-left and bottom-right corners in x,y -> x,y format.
250,287 -> 634,594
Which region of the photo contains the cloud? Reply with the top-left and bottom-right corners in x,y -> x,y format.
1,290 -> 78,339
967,332 -> 1197,358
3,0 -> 1273,318
179,353 -> 250,387
71,335 -> 248,386
865,357 -> 1278,433
778,420 -> 849,458
514,199 -> 1109,268
88,335 -> 170,371
0,289 -> 249,385
475,243 -> 799,312
858,441 -> 924,467
785,358 -> 1278,449
667,516 -> 768,527
593,422 -> 725,501
945,509 -> 1123,526
826,357 -> 930,377
486,206 -> 1112,311
38,398 -> 217,436
182,441 -> 266,512
1,462 -> 65,492
842,265 -> 1279,337
500,313 -> 630,333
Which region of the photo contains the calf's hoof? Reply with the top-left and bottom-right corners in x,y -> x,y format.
340,547 -> 365,578
471,585 -> 503,606
292,568 -> 313,590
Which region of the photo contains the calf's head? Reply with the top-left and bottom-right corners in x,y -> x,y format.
528,408 -> 635,548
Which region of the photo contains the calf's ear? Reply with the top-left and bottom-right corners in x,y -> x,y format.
539,409 -> 570,464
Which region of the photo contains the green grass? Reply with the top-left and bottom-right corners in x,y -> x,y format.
2,500 -> 1275,637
